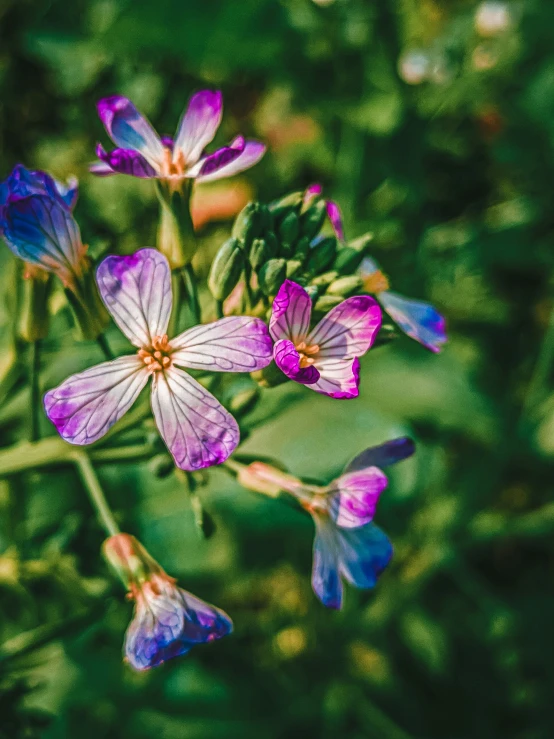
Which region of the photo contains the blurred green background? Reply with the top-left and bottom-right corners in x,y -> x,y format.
2,0 -> 554,737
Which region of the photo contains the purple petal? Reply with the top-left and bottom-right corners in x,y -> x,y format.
310,357 -> 360,399
308,295 -> 381,360
191,136 -> 245,179
379,290 -> 447,353
171,316 -> 273,372
89,161 -> 117,176
328,467 -> 388,528
180,590 -> 234,643
96,248 -> 172,348
44,356 -> 148,445
94,144 -> 157,178
269,279 -> 312,343
56,176 -> 79,209
303,183 -> 322,207
337,522 -> 393,589
97,96 -> 164,170
326,200 -> 344,241
344,437 -> 415,474
195,140 -> 266,184
174,90 -> 223,166
274,339 -> 320,385
151,367 -> 240,471
312,516 -> 343,609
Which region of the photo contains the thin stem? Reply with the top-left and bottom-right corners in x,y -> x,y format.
182,263 -> 201,324
519,300 -> 554,431
215,299 -> 224,319
29,340 -> 41,442
96,333 -> 115,361
73,452 -> 120,537
169,270 -> 183,336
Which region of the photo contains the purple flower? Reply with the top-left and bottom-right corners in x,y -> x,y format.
103,534 -> 232,671
306,184 -> 447,353
91,90 -> 266,186
269,279 -> 381,398
238,437 -> 415,608
44,248 -> 273,470
0,164 -> 85,288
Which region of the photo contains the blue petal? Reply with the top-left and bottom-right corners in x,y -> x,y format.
343,437 -> 415,474
312,518 -> 343,609
337,522 -> 393,589
379,290 -> 447,353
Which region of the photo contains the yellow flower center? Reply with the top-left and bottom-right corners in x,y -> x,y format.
160,147 -> 187,179
295,341 -> 320,369
363,269 -> 390,295
138,334 -> 173,374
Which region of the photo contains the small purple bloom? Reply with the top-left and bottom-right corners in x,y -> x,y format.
269,279 -> 381,398
0,164 -> 85,288
91,90 -> 266,185
103,534 -> 232,671
44,248 -> 273,471
305,183 -> 447,353
238,437 -> 414,608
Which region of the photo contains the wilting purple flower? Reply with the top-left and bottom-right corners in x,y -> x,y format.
44,248 -> 273,470
91,90 -> 266,186
0,164 -> 85,288
238,437 -> 415,608
269,279 -> 381,398
306,184 -> 447,353
103,534 -> 232,671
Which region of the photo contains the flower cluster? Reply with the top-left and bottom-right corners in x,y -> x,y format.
0,87 -> 446,671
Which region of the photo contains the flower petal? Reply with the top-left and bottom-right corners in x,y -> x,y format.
188,136 -> 245,179
337,522 -> 393,589
328,467 -> 388,528
309,357 -> 360,399
44,356 -> 148,445
303,183 -> 322,206
55,176 -> 79,210
269,279 -> 312,343
344,437 -> 415,474
89,161 -> 116,176
151,367 -> 239,471
326,200 -> 344,242
312,516 -> 343,609
308,295 -> 381,360
379,290 -> 447,353
97,96 -> 165,170
274,339 -> 320,385
195,140 -> 266,184
96,248 -> 172,348
171,316 -> 273,372
180,590 -> 234,643
94,144 -> 157,178
174,90 -> 223,167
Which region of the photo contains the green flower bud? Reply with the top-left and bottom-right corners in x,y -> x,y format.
208,238 -> 244,301
299,199 -> 327,241
327,275 -> 363,297
277,212 -> 300,257
294,236 -> 311,262
268,191 -> 303,224
232,202 -> 269,252
286,259 -> 303,278
310,270 -> 339,288
305,236 -> 337,274
314,294 -> 343,312
333,233 -> 373,274
19,269 -> 52,342
249,238 -> 271,271
258,258 -> 287,296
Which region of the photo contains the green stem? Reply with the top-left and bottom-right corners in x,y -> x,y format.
182,263 -> 201,324
29,340 -> 41,442
215,299 -> 224,319
73,452 -> 120,537
169,270 -> 183,336
519,300 -> 554,431
96,333 -> 115,361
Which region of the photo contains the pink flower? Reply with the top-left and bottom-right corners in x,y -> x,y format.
269,279 -> 382,398
44,248 -> 273,470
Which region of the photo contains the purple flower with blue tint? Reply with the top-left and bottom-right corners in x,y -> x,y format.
44,248 -> 273,470
103,534 -> 232,671
0,164 -> 85,289
238,437 -> 415,608
269,279 -> 381,398
91,90 -> 266,187
306,184 -> 447,353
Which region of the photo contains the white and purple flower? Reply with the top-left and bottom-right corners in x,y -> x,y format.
238,437 -> 415,608
269,279 -> 382,398
91,90 -> 266,186
103,534 -> 232,671
44,248 -> 273,470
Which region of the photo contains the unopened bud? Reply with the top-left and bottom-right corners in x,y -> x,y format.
269,191 -> 303,224
277,212 -> 300,257
19,267 -> 52,342
294,236 -> 311,261
232,202 -> 269,251
208,238 -> 244,301
327,275 -> 363,297
299,199 -> 327,241
333,233 -> 373,273
258,258 -> 287,296
249,238 -> 272,271
314,294 -> 343,313
286,259 -> 303,278
305,236 -> 337,274
310,270 -> 339,288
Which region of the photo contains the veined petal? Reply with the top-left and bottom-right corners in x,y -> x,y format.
274,339 -> 320,385
96,248 -> 172,348
344,437 -> 415,474
171,316 -> 273,372
269,280 -> 312,343
94,144 -> 157,178
180,591 -> 234,643
174,90 -> 223,167
55,176 -> 79,210
188,136 -> 245,179
337,522 -> 393,589
151,367 -> 239,471
97,96 -> 165,170
312,516 -> 343,609
3,165 -> 75,210
44,356 -> 148,445
310,357 -> 360,399
328,467 -> 388,528
379,290 -> 447,353
308,295 -> 381,360
195,140 -> 266,184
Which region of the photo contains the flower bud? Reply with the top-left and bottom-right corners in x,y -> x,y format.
294,235 -> 311,261
238,461 -> 304,498
208,237 -> 244,301
305,236 -> 337,274
258,258 -> 287,296
333,233 -> 373,274
277,211 -> 300,257
286,259 -> 303,278
314,294 -> 343,313
18,266 -> 52,342
299,199 -> 327,241
232,202 -> 269,252
249,238 -> 272,271
268,191 -> 303,224
326,275 -> 364,297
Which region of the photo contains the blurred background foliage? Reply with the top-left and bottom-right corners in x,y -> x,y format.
1,0 -> 554,737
